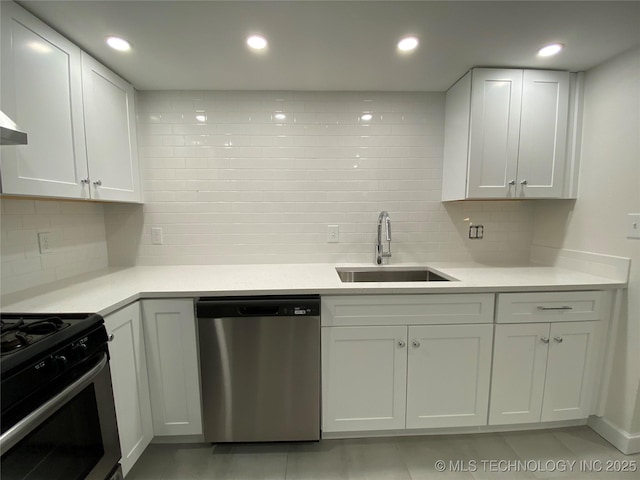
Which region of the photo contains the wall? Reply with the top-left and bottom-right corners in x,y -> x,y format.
125,90 -> 534,266
532,47 -> 640,436
0,198 -> 109,294
1,91 -> 536,295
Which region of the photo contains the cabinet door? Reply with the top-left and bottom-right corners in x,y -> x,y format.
0,1 -> 88,199
81,53 -> 141,203
489,323 -> 550,425
467,69 -> 522,198
142,299 -> 203,436
517,70 -> 570,198
406,324 -> 492,428
104,302 -> 153,476
322,326 -> 407,432
542,321 -> 599,421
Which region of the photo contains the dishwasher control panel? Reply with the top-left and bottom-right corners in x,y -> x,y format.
196,295 -> 320,318
285,306 -> 315,316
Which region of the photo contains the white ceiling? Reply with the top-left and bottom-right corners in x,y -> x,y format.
17,0 -> 640,92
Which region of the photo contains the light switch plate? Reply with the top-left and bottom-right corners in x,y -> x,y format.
627,213 -> 640,239
327,225 -> 339,243
37,232 -> 52,254
151,227 -> 163,245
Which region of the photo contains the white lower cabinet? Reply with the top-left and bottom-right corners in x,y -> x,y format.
406,324 -> 493,428
489,321 -> 600,425
141,299 -> 203,436
104,302 -> 153,477
322,326 -> 408,432
321,318 -> 494,433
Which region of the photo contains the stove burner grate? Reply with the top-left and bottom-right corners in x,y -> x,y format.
0,316 -> 69,356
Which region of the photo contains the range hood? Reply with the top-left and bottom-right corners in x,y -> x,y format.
0,111 -> 28,145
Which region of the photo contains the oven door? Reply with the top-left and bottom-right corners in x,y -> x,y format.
0,352 -> 121,480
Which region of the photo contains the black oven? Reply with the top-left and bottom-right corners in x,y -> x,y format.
1,313 -> 122,480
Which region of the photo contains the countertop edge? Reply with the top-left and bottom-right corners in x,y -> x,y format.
0,264 -> 628,316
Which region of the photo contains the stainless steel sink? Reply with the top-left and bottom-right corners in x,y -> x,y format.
336,267 -> 453,283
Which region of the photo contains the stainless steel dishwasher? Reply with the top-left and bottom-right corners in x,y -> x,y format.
196,295 -> 320,443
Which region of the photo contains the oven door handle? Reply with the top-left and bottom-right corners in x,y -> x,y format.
0,352 -> 108,456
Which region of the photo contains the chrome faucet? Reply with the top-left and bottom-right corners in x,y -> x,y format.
375,211 -> 392,265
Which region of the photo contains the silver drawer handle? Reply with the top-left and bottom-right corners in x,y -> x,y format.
520,179 -> 528,185
411,340 -> 420,348
554,336 -> 563,343
398,340 -> 406,348
541,337 -> 550,344
537,306 -> 573,311
93,179 -> 102,186
508,180 -> 516,186
108,333 -> 115,342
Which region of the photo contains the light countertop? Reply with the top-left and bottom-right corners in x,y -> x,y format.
0,263 -> 626,316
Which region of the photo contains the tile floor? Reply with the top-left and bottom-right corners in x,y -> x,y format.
126,426 -> 639,480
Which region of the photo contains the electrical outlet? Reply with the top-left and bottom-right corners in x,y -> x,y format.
327,225 -> 340,243
38,232 -> 53,254
468,224 -> 484,240
151,227 -> 163,245
627,213 -> 640,239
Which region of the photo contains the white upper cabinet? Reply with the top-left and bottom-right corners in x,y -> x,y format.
516,70 -> 569,197
0,1 -> 89,199
81,53 -> 141,202
442,68 -> 571,200
0,1 -> 141,203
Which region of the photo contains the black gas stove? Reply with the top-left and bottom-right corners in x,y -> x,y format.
1,312 -> 122,480
0,312 -> 108,427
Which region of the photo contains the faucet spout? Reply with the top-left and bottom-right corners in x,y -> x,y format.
375,211 -> 392,265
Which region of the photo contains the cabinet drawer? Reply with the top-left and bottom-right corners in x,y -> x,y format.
496,291 -> 604,323
322,294 -> 494,326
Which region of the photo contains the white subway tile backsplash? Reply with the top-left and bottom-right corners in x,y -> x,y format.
131,91 -> 532,265
0,199 -> 108,295
5,90 -> 531,272
3,200 -> 36,215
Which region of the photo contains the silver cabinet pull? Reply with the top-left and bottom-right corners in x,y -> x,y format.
541,337 -> 550,344
108,333 -> 115,342
537,306 -> 573,311
398,340 -> 406,348
554,336 -> 563,343
520,179 -> 528,185
93,179 -> 102,186
411,340 -> 420,348
80,178 -> 90,184
508,180 -> 516,186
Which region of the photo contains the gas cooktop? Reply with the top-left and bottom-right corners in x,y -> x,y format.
1,316 -> 70,356
0,313 -> 104,377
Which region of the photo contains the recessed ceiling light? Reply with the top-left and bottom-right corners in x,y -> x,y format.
274,113 -> 286,120
397,36 -> 419,52
360,113 -> 373,121
247,35 -> 268,51
538,43 -> 564,57
106,36 -> 131,52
